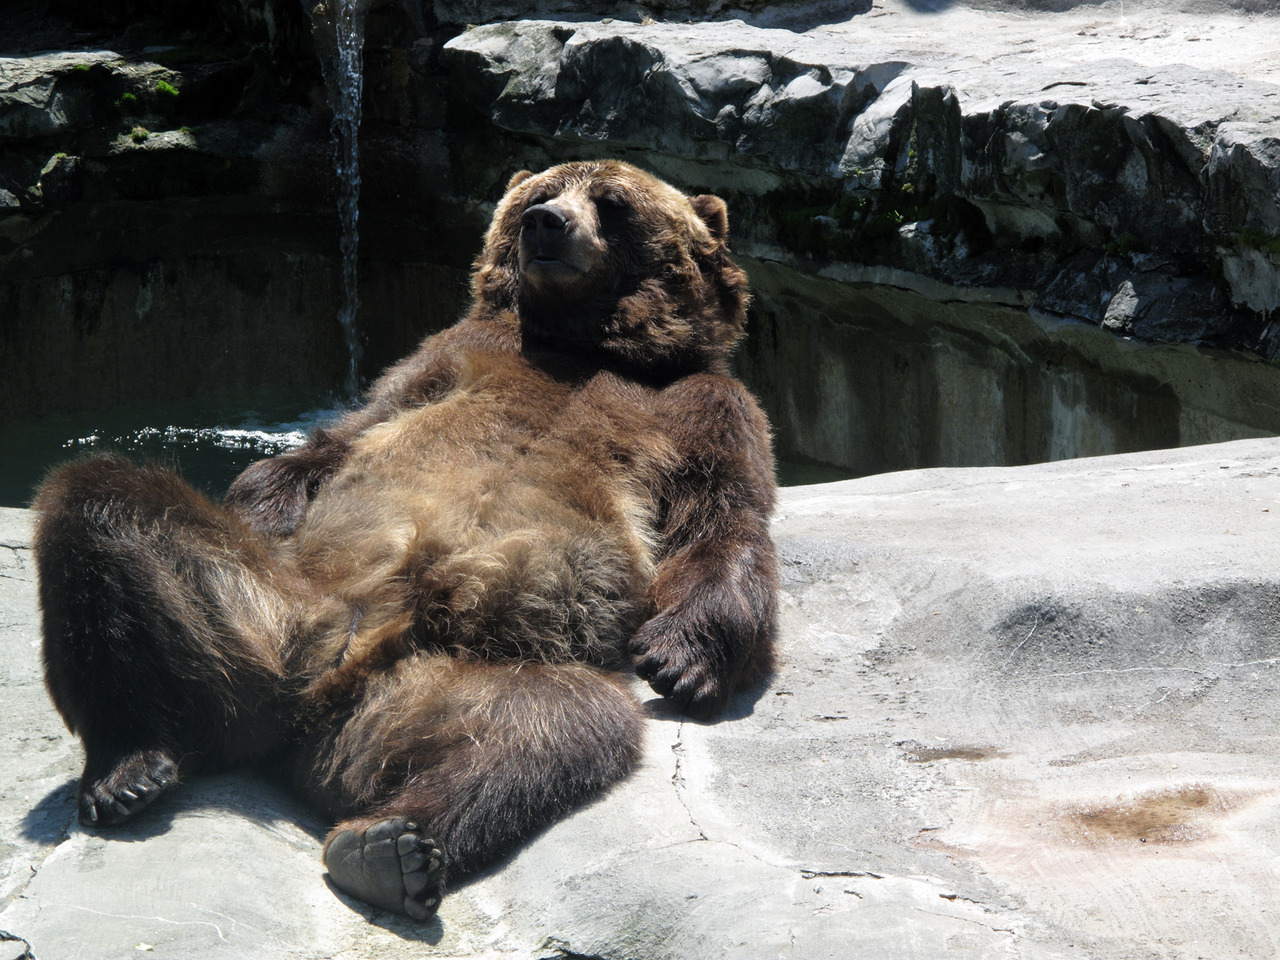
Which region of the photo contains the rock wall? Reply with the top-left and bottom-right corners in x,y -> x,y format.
2,0 -> 1279,476
737,260 -> 1280,474
441,7 -> 1280,469
0,2 -> 470,417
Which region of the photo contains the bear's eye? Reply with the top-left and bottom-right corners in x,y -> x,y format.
594,193 -> 632,235
594,192 -> 629,212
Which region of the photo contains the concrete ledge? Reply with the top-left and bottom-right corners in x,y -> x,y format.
4,438 -> 1280,957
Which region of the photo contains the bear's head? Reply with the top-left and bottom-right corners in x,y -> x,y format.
471,160 -> 750,375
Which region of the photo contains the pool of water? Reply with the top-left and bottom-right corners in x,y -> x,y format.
3,398 -> 850,509
1,396 -> 346,509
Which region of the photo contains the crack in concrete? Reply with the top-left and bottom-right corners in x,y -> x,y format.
801,869 -> 884,879
0,928 -> 34,960
669,722 -> 708,842
911,905 -> 1017,937
536,935 -> 607,959
666,726 -> 794,873
1,855 -> 44,911
7,799 -> 77,901
940,892 -> 986,906
665,727 -> 814,880
0,546 -> 29,573
51,902 -> 233,944
189,906 -> 307,953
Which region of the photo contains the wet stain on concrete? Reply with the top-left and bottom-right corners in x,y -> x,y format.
1063,783 -> 1230,845
906,743 -> 1005,763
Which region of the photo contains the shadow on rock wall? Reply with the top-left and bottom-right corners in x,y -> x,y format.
2,0 -> 1279,486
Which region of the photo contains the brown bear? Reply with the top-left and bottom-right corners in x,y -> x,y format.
33,159 -> 778,920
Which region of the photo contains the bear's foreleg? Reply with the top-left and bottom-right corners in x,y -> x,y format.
34,455 -> 299,825
631,533 -> 777,718
301,655 -> 643,919
633,374 -> 778,718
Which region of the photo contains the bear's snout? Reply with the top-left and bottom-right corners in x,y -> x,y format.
521,203 -> 572,262
518,197 -> 602,287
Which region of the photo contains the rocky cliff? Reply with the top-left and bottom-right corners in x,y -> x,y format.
2,0 -> 1279,475
440,2 -> 1280,472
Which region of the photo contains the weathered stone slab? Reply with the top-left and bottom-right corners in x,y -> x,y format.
4,437 -> 1280,958
444,2 -> 1280,352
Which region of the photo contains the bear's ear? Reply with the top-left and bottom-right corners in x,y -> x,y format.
691,194 -> 730,242
506,169 -> 535,192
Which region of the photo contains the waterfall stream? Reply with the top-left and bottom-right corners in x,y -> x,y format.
333,0 -> 367,399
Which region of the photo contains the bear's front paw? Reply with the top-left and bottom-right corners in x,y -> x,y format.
629,617 -> 728,719
324,817 -> 446,921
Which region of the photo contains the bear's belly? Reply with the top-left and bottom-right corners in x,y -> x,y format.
287,398 -> 657,667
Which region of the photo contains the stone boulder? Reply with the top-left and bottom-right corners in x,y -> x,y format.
3,437 -> 1280,958
444,3 -> 1280,350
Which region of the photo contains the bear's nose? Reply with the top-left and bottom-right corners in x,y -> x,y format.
521,204 -> 571,242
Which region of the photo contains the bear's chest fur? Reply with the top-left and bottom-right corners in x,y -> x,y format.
286,348 -> 679,666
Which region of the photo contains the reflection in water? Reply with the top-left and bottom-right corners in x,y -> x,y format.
1,399 -> 341,508
775,460 -> 855,487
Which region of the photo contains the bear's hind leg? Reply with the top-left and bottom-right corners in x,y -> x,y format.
78,747 -> 180,826
34,455 -> 297,826
305,656 -> 643,919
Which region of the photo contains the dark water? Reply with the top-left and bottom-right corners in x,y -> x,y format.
2,399 -> 849,509
776,461 -> 854,487
0,396 -> 346,509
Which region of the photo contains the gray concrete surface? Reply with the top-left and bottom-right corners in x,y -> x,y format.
4,437 -> 1280,958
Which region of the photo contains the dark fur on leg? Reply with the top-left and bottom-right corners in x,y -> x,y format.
34,455 -> 298,823
302,654 -> 642,905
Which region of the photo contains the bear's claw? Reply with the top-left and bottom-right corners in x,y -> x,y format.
79,748 -> 179,827
630,620 -> 728,719
324,817 -> 446,920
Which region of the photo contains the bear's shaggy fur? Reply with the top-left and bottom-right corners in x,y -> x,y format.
33,160 -> 778,920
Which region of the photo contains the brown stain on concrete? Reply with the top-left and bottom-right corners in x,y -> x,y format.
906,743 -> 1006,763
1061,783 -> 1229,845
914,780 -> 1275,867
911,780 -> 1280,956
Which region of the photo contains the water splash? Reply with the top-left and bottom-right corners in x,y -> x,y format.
333,0 -> 368,399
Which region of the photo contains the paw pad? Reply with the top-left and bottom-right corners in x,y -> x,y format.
325,817 -> 446,920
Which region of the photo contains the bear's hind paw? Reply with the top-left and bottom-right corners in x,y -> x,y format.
79,748 -> 180,827
324,817 -> 446,921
